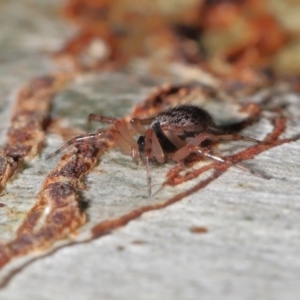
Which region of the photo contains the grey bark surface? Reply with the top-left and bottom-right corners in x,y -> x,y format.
0,1 -> 299,300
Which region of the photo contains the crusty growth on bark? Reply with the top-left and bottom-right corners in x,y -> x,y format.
0,74 -> 69,192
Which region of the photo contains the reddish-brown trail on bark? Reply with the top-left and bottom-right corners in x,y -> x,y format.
0,73 -> 70,192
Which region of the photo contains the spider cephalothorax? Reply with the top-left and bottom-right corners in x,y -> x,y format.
48,104 -> 262,196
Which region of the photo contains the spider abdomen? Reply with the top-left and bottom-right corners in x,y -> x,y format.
149,105 -> 218,153
153,105 -> 216,128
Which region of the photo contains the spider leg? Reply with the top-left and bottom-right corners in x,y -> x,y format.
130,117 -> 154,135
161,125 -> 222,150
161,127 -> 186,149
170,130 -> 260,161
173,144 -> 266,179
161,124 -> 260,143
159,125 -> 264,180
144,129 -> 153,197
141,128 -> 167,196
46,130 -> 106,159
213,133 -> 260,143
152,131 -> 165,164
47,127 -> 138,161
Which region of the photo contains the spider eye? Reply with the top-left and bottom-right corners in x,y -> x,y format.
137,136 -> 145,148
137,136 -> 145,156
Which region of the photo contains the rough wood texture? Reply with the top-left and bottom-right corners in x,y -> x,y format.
0,1 -> 299,300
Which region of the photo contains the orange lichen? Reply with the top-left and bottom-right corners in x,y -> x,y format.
0,74 -> 70,192
0,129 -> 114,268
56,0 -> 292,84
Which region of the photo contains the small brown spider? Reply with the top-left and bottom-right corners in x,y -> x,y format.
47,104 -> 263,196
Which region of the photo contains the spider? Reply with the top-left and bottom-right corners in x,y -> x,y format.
47,104 -> 264,196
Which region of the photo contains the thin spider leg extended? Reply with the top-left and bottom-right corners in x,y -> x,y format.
88,114 -> 136,146
160,125 -> 260,163
173,145 -> 267,179
187,132 -> 260,147
214,133 -> 260,143
130,117 -> 154,135
143,129 -> 153,197
141,128 -> 167,196
47,127 -> 138,160
161,124 -> 260,143
46,130 -> 107,159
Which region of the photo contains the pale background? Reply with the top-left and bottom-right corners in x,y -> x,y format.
0,1 -> 299,299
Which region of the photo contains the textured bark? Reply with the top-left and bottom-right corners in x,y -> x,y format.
0,1 -> 299,300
